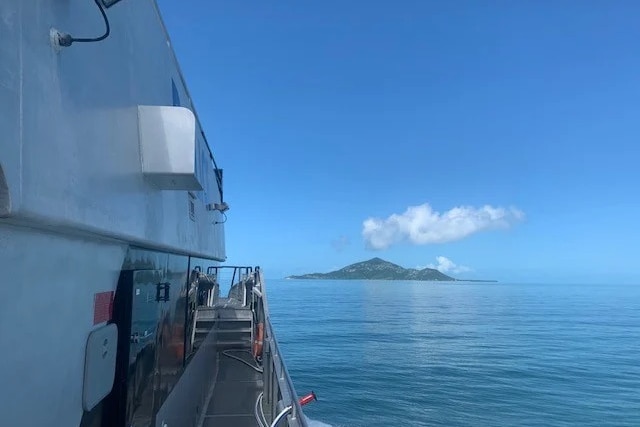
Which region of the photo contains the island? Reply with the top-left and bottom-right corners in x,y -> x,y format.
287,258 -> 498,282
287,257 -> 456,281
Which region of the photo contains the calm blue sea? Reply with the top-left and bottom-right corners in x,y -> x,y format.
267,280 -> 640,427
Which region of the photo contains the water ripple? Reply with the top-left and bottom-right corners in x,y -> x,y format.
269,280 -> 640,427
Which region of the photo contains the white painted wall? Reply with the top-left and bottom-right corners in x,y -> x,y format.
0,225 -> 128,427
0,0 -> 225,260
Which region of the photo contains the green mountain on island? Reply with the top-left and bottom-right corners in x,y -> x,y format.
287,257 -> 455,281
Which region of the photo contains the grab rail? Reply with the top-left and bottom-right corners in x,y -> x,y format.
257,269 -> 308,427
197,265 -> 308,426
205,265 -> 254,306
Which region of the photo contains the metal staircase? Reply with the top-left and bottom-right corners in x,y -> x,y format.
193,304 -> 253,350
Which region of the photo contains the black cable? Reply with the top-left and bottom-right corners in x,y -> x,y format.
58,0 -> 110,46
214,212 -> 227,225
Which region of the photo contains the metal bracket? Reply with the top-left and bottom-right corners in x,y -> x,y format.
156,282 -> 171,302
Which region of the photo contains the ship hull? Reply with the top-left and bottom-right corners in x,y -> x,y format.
0,223 -> 223,427
0,1 -> 309,426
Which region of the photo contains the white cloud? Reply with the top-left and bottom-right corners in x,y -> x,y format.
426,256 -> 471,274
362,203 -> 524,250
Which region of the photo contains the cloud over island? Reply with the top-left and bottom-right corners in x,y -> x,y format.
362,203 -> 524,250
425,256 -> 471,274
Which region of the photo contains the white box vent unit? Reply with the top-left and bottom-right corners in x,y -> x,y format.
138,105 -> 204,191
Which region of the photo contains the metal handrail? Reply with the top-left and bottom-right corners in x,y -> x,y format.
257,269 -> 308,427
204,266 -> 254,306
206,265 -> 253,274
198,265 -> 308,425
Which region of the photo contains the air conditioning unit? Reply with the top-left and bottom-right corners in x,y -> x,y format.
137,106 -> 204,191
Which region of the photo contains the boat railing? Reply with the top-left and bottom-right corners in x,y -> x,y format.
193,265 -> 308,426
192,267 -> 219,308
257,269 -> 309,427
207,265 -> 254,306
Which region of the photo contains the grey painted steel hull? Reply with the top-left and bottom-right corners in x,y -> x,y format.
0,1 -> 309,426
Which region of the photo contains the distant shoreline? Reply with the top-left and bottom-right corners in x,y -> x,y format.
286,257 -> 497,282
285,277 -> 498,283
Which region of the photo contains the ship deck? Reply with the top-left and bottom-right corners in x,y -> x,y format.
189,268 -> 307,427
201,350 -> 262,427
195,298 -> 262,427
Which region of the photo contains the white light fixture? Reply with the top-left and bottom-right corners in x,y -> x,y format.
206,202 -> 229,213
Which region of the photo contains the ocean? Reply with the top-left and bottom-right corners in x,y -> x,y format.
267,280 -> 640,427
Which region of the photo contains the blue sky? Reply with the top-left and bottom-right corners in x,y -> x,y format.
158,1 -> 640,283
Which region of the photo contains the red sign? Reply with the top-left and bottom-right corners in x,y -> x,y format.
93,291 -> 114,325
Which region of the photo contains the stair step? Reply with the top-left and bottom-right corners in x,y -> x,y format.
196,322 -> 250,330
217,340 -> 251,347
217,324 -> 251,331
217,328 -> 252,333
196,318 -> 251,324
195,328 -> 251,334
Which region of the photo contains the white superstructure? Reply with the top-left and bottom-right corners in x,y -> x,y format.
0,1 -> 226,426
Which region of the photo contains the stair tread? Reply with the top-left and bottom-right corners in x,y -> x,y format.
195,328 -> 251,334
217,340 -> 251,345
